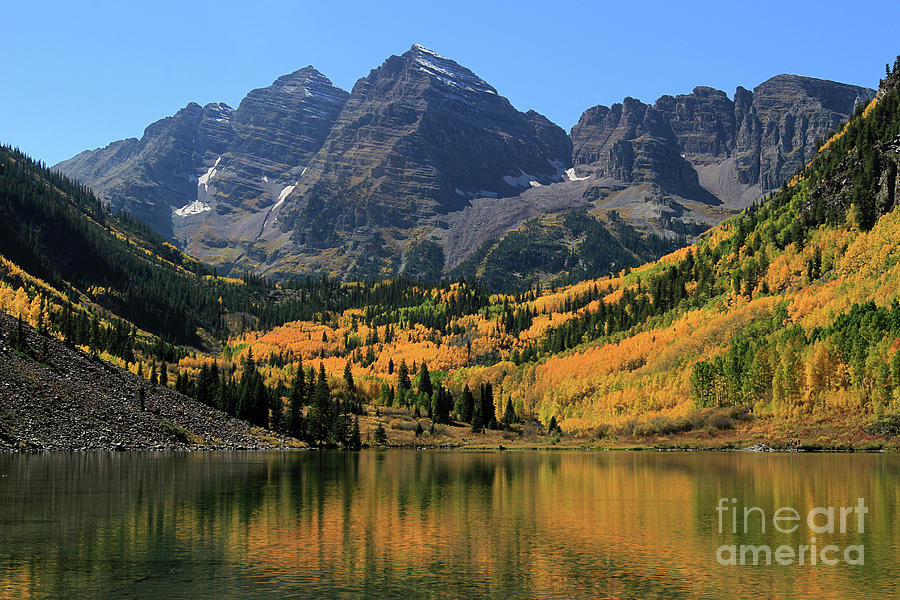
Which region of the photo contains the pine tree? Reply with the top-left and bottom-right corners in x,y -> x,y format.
378,382 -> 393,407
332,413 -> 351,446
374,422 -> 388,446
461,384 -> 474,423
417,361 -> 433,399
397,359 -> 410,392
349,416 -> 362,449
10,314 -> 25,351
270,390 -> 284,433
159,361 -> 168,387
503,398 -> 518,428
482,383 -> 496,429
306,363 -> 332,445
150,362 -> 158,386
238,349 -> 268,427
344,361 -> 355,394
548,416 -> 558,434
89,314 -> 101,355
287,363 -> 306,439
388,357 -> 394,375
471,388 -> 484,433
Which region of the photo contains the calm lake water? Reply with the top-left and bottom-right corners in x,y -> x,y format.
0,450 -> 898,599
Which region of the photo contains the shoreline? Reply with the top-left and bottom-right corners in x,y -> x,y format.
3,439 -> 897,455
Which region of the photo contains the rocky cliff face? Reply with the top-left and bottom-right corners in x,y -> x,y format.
55,102 -> 235,237
55,68 -> 348,251
281,45 -> 571,224
570,75 -> 875,225
271,45 -> 573,279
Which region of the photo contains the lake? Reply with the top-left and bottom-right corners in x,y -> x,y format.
1,450 -> 897,599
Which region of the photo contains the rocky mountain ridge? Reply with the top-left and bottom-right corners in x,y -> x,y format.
53,46 -> 875,285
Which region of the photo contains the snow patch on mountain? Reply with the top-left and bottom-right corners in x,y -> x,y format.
565,168 -> 590,182
277,183 -> 297,203
198,157 -> 221,192
504,170 -> 542,188
411,44 -> 497,96
174,200 -> 212,216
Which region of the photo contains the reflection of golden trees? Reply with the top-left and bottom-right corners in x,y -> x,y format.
2,452 -> 897,599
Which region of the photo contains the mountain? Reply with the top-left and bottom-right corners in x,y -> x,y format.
53,46 -> 874,288
569,75 -> 875,234
55,67 -> 349,251
448,75 -> 874,289
268,45 -> 574,281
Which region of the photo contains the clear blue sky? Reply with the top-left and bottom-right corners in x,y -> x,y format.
3,0 -> 898,166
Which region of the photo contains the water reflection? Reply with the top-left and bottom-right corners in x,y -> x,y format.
0,451 -> 897,599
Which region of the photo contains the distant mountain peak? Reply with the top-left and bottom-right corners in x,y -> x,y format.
409,43 -> 444,58
403,43 -> 497,96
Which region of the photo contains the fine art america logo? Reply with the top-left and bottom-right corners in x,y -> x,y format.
715,498 -> 867,566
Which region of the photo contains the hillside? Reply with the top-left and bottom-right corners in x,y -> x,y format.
0,312 -> 284,451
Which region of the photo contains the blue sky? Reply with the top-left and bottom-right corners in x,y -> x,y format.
3,0 -> 898,165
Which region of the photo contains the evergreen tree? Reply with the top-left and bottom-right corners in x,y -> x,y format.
374,422 -> 388,446
378,382 -> 393,407
344,361 -> 355,394
349,416 -> 362,449
307,363 -> 332,445
482,383 -> 496,429
388,357 -> 394,375
270,389 -> 284,433
238,349 -> 269,427
197,363 -> 214,405
287,363 -> 306,439
461,384 -> 474,423
471,388 -> 484,433
417,361 -> 433,399
332,413 -> 351,446
89,314 -> 101,355
431,386 -> 451,424
397,359 -> 411,392
159,361 -> 168,387
150,362 -> 158,386
503,398 -> 518,428
9,314 -> 25,351
548,416 -> 558,434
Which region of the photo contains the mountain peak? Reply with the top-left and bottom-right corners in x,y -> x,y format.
408,43 -> 445,58
400,43 -> 497,96
272,65 -> 337,90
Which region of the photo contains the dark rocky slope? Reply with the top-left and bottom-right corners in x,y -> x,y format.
0,313 -> 285,452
